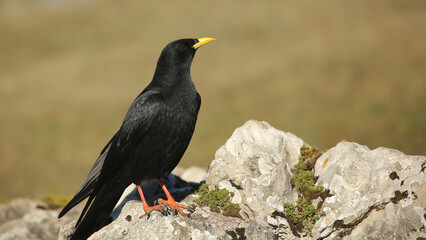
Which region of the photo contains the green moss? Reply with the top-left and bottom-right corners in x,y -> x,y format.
284,145 -> 328,235
332,235 -> 343,240
291,146 -> 325,203
376,203 -> 386,210
292,170 -> 324,201
195,180 -> 210,196
195,181 -> 241,218
285,197 -> 320,234
294,145 -> 325,171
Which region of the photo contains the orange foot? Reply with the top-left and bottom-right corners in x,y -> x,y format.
158,197 -> 189,215
136,185 -> 165,218
156,178 -> 189,216
140,203 -> 164,218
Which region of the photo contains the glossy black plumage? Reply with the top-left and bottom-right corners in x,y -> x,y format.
58,38 -> 213,240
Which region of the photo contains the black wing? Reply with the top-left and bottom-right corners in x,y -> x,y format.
58,89 -> 163,219
95,89 -> 164,185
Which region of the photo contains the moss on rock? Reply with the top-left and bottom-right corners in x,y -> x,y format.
195,181 -> 241,218
284,145 -> 328,235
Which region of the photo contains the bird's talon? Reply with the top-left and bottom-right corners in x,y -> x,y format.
160,208 -> 168,216
188,206 -> 195,213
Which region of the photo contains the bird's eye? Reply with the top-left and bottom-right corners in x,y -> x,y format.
178,44 -> 187,51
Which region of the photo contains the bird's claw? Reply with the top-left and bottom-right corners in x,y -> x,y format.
160,207 -> 169,216
140,212 -> 150,220
157,198 -> 189,216
172,209 -> 179,216
188,205 -> 196,213
140,203 -> 164,219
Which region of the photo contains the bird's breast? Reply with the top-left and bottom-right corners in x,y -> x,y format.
129,96 -> 199,180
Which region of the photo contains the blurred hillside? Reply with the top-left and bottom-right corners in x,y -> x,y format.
0,0 -> 425,200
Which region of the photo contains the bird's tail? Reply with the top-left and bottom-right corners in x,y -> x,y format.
71,181 -> 127,240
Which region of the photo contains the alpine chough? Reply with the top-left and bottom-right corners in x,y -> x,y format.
58,37 -> 215,240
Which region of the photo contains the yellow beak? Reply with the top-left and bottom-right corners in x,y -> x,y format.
193,37 -> 216,49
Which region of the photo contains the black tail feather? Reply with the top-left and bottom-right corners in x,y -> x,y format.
76,194 -> 95,226
71,182 -> 126,240
58,182 -> 94,219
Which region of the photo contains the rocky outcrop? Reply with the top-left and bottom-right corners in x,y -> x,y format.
0,167 -> 205,240
89,201 -> 274,240
312,141 -> 425,239
0,120 -> 424,240
205,120 -> 302,237
0,198 -> 82,240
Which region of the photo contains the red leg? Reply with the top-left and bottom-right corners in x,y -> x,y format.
157,178 -> 189,215
137,185 -> 163,218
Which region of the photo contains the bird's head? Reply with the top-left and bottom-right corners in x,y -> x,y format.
157,37 -> 216,68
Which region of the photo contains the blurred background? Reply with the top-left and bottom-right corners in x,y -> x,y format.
0,0 -> 425,201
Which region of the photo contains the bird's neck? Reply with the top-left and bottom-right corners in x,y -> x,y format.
151,62 -> 192,88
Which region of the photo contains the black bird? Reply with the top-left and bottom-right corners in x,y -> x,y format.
58,37 -> 215,240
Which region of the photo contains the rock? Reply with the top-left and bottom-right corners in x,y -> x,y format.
2,120 -> 425,240
347,203 -> 425,240
58,168 -> 210,239
171,166 -> 186,177
0,199 -> 47,225
89,200 -> 275,240
180,166 -> 208,183
112,173 -> 200,219
58,220 -> 77,240
312,141 -> 426,239
206,120 -> 302,228
0,199 -> 82,240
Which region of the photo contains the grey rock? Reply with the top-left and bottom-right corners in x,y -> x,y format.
89,200 -> 274,240
112,174 -> 199,219
180,166 -> 208,183
58,220 -> 76,240
206,120 -> 302,227
2,121 -> 425,240
0,199 -> 82,240
347,203 -> 425,240
0,199 -> 47,225
312,141 -> 426,239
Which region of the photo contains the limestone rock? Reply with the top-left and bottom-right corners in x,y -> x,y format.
2,121 -> 424,240
88,200 -> 275,240
312,141 -> 425,239
171,166 -> 207,183
112,173 -> 200,219
0,167 -> 207,240
0,199 -> 47,225
347,203 -> 425,240
206,120 -> 302,234
180,166 -> 208,183
0,199 -> 82,240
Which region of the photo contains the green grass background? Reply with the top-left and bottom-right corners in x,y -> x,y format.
0,0 -> 425,200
